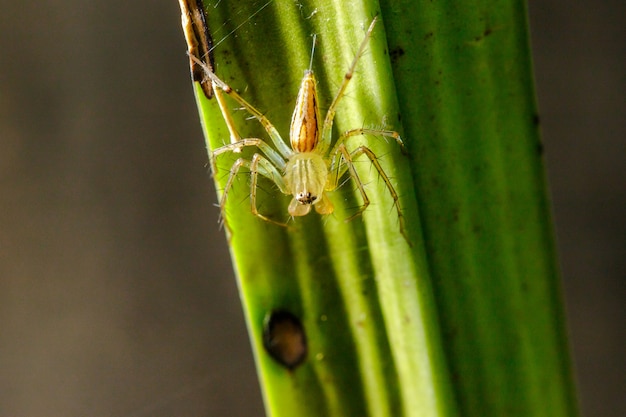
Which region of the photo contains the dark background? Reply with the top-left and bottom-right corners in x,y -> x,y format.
0,1 -> 623,416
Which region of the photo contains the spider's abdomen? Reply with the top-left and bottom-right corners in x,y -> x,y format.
290,70 -> 321,153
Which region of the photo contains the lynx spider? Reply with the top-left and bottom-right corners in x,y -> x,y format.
190,17 -> 408,241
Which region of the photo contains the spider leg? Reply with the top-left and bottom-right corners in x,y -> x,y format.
219,157 -> 245,236
328,127 -> 407,158
319,17 -> 378,154
213,87 -> 241,144
329,143 -> 408,243
249,153 -> 290,228
211,138 -> 286,177
189,53 -> 293,160
327,144 -> 370,220
219,154 -> 290,236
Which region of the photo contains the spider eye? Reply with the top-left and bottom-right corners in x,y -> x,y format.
297,192 -> 316,205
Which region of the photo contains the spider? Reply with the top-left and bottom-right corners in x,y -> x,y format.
189,17 -> 408,242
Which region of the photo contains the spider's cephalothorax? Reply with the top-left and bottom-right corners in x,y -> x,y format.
189,17 -> 408,241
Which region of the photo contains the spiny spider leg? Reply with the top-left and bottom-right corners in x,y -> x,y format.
188,53 -> 293,159
330,127 -> 407,156
328,144 -> 370,220
329,144 -> 408,242
319,17 -> 379,154
220,154 -> 290,234
213,87 -> 241,144
249,154 -> 290,227
210,138 -> 286,177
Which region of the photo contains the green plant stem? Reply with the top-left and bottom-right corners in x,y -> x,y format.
184,0 -> 579,416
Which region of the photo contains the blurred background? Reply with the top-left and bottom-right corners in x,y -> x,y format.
0,1 -> 623,416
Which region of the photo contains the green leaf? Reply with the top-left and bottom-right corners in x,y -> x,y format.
380,0 -> 579,415
182,1 -> 579,416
